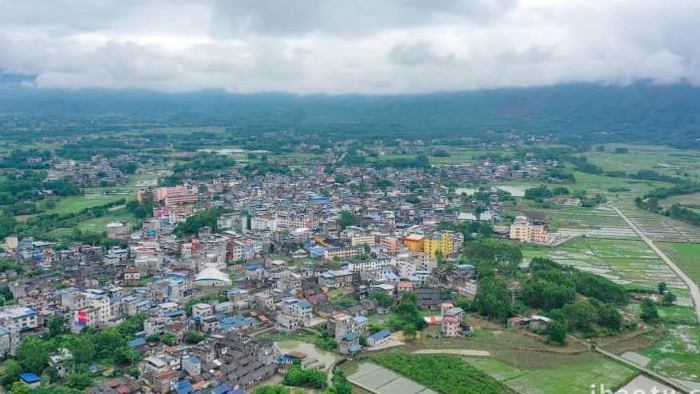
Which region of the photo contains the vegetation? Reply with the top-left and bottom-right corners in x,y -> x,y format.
283,362 -> 327,390
373,354 -> 513,394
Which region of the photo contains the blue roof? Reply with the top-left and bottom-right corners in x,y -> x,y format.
297,300 -> 312,309
19,373 -> 40,383
211,382 -> 233,394
246,263 -> 264,270
176,380 -> 194,394
369,329 -> 391,341
128,337 -> 147,348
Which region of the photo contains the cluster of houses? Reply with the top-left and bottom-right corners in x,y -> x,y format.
0,152 -> 563,393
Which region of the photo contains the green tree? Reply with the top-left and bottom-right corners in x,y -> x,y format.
254,385 -> 290,394
561,300 -> 598,333
402,323 -> 417,341
66,372 -> 93,390
657,282 -> 667,294
473,277 -> 511,322
339,211 -> 358,229
16,336 -> 49,373
0,359 -> 22,386
47,316 -> 67,338
662,292 -> 677,306
547,321 -> 567,344
641,299 -> 659,322
66,335 -> 96,364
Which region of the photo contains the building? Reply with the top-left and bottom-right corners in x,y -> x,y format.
509,215 -> 549,244
423,232 -> 454,259
0,306 -> 39,332
403,234 -> 424,252
441,304 -> 464,337
0,326 -> 18,357
367,329 -> 391,348
281,298 -> 313,323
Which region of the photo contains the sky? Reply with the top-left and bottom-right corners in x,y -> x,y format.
0,0 -> 699,94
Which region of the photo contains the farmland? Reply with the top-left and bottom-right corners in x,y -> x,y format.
522,237 -> 687,294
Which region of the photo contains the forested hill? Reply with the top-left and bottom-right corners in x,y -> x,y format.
1,83 -> 700,147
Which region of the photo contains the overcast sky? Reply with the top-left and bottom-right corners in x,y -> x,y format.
1,0 -> 699,94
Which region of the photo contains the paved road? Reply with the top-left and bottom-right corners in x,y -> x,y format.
611,206 -> 700,322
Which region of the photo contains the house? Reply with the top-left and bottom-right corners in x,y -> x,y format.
338,332 -> 361,355
367,329 -> 391,348
19,373 -> 41,389
48,348 -> 74,377
441,304 -> 464,338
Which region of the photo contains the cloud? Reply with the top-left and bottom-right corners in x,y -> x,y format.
0,0 -> 699,93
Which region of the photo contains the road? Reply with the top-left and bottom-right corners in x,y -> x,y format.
611,206 -> 700,322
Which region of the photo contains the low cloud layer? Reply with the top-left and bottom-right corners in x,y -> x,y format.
1,0 -> 699,94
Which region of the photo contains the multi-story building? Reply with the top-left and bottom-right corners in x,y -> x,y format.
423,232 -> 454,259
509,215 -> 549,244
281,298 -> 313,323
403,234 -> 424,252
0,306 -> 39,332
441,303 -> 464,337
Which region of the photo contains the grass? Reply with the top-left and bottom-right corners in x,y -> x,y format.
464,355 -> 637,394
522,237 -> 684,292
583,144 -> 700,180
372,354 -> 514,394
45,194 -> 130,215
658,242 -> 700,287
637,323 -> 700,380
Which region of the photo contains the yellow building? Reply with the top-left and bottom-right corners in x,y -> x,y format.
403,234 -> 425,252
423,232 -> 453,259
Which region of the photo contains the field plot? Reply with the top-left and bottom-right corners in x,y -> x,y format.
544,206 -> 636,239
619,206 -> 700,243
638,323 -> 700,381
522,238 -> 686,292
658,242 -> 700,287
464,354 -> 636,394
45,193 -> 129,215
348,362 -> 438,394
583,144 -> 700,180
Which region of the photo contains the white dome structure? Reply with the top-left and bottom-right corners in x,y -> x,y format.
194,267 -> 232,287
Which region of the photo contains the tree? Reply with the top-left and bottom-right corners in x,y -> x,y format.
184,331 -> 205,344
402,323 -> 417,341
595,303 -> 622,332
561,300 -> 598,333
463,239 -> 522,277
473,277 -> 511,322
10,381 -> 30,394
66,372 -> 93,390
662,292 -> 677,306
254,385 -> 290,394
339,211 -> 358,229
547,321 -> 567,345
371,291 -> 393,308
1,359 -> 22,386
640,299 -> 659,323
16,336 -> 49,373
47,316 -> 67,338
657,282 -> 667,294
66,335 -> 96,364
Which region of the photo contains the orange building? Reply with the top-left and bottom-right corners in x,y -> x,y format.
404,234 -> 425,252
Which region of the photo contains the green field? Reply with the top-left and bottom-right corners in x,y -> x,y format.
465,355 -> 636,394
658,242 -> 700,287
45,193 -> 130,215
372,354 -> 514,394
583,144 -> 700,180
637,323 -> 700,380
522,238 -> 686,293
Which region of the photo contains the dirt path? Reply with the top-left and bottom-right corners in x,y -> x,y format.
611,205 -> 700,323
